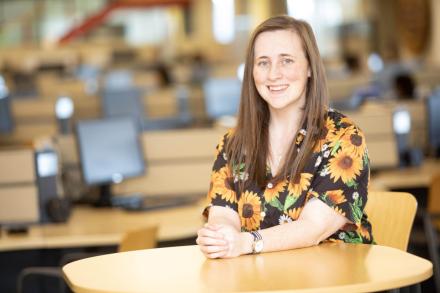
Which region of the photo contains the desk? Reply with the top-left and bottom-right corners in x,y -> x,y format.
0,200 -> 206,252
63,243 -> 432,293
370,159 -> 440,190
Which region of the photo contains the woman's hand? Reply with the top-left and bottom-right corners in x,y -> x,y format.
196,223 -> 229,258
197,223 -> 251,258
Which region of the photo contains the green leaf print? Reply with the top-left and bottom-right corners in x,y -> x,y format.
344,231 -> 364,244
232,163 -> 246,177
355,196 -> 363,208
346,179 -> 359,189
350,203 -> 363,224
284,195 -> 298,211
320,193 -> 336,207
331,141 -> 341,156
363,152 -> 369,167
269,198 -> 284,211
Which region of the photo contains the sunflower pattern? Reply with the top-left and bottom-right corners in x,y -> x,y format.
263,181 -> 286,202
212,167 -> 237,204
238,191 -> 262,230
313,116 -> 337,152
204,109 -> 373,244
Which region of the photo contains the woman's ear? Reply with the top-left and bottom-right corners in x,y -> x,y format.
307,69 -> 311,78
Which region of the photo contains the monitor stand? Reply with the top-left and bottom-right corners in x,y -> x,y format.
94,184 -> 113,207
93,184 -> 143,208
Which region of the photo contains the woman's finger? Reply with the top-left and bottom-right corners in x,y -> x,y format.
199,243 -> 228,254
207,250 -> 228,259
196,236 -> 227,246
197,228 -> 225,239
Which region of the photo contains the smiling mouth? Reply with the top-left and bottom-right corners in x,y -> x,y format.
267,85 -> 289,92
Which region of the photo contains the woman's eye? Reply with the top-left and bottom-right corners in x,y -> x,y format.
282,58 -> 294,65
257,60 -> 269,67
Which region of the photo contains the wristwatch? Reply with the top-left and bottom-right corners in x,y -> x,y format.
250,231 -> 263,254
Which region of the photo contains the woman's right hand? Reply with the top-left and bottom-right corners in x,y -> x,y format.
197,223 -> 252,258
196,223 -> 229,258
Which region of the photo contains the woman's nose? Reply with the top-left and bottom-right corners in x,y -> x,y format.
268,63 -> 282,80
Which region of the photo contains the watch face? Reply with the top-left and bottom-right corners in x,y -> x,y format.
255,240 -> 264,253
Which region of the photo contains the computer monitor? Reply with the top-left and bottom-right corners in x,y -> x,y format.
76,117 -> 145,206
0,75 -> 13,133
101,87 -> 145,131
427,90 -> 440,157
104,70 -> 134,91
203,77 -> 242,120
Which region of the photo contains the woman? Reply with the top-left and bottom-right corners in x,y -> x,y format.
197,15 -> 373,259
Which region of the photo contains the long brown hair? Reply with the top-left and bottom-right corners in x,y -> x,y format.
226,15 -> 328,191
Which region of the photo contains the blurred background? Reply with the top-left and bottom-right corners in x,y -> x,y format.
0,0 -> 439,144
1,0 -> 440,292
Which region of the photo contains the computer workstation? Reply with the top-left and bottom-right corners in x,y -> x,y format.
101,73 -> 193,132
368,89 -> 440,191
202,77 -> 241,127
75,116 -> 201,211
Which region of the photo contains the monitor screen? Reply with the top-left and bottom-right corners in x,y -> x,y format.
0,75 -> 13,133
76,117 -> 145,187
0,96 -> 13,134
101,87 -> 145,130
427,90 -> 440,155
203,78 -> 242,120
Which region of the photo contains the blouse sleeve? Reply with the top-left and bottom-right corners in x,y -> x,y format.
309,125 -> 370,228
203,132 -> 239,219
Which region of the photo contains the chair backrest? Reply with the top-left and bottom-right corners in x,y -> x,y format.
118,226 -> 158,253
429,174 -> 440,215
365,191 -> 417,251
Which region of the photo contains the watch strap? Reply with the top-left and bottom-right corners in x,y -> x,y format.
250,230 -> 263,254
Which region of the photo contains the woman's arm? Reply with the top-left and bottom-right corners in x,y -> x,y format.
197,199 -> 347,258
254,198 -> 347,253
197,206 -> 251,258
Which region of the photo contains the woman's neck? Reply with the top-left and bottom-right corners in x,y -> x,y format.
268,107 -> 303,140
267,107 -> 303,176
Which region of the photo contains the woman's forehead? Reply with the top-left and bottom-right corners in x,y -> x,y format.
253,30 -> 304,58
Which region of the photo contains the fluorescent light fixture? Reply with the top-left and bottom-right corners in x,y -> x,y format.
212,0 -> 235,44
287,0 -> 315,22
237,63 -> 245,82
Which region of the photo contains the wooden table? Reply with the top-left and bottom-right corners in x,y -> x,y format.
370,158 -> 440,190
63,243 -> 432,293
0,200 -> 206,252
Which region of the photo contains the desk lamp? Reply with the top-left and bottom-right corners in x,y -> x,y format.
55,96 -> 74,135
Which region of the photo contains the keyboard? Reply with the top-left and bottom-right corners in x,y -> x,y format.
111,194 -> 201,212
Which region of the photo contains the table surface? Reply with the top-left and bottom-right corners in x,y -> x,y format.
0,199 -> 206,252
63,243 -> 433,293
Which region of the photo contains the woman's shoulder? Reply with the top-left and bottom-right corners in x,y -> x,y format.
327,108 -> 363,134
215,128 -> 235,155
220,128 -> 235,141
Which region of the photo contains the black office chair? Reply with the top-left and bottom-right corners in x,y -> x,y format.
17,253 -> 80,293
17,226 -> 158,293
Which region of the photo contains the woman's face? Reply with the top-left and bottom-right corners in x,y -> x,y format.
253,29 -> 310,114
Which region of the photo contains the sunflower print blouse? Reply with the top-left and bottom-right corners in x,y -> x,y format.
204,109 -> 373,244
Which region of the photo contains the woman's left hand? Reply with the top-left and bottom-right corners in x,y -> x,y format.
206,223 -> 251,258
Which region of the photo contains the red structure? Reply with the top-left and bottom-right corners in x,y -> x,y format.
58,0 -> 190,45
